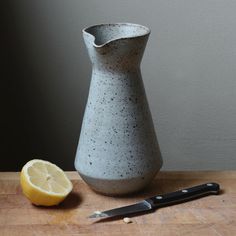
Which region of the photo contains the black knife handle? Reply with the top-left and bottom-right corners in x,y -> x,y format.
146,183 -> 220,209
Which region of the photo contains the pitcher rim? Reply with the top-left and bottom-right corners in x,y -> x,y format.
82,22 -> 151,48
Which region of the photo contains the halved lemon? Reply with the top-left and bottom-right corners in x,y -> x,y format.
20,159 -> 73,206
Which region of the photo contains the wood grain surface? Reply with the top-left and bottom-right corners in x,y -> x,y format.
0,171 -> 235,236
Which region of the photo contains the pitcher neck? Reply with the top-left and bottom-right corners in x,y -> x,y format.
92,58 -> 141,74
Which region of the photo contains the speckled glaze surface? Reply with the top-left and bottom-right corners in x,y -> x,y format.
75,23 -> 162,195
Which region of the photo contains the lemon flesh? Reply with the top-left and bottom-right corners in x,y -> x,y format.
20,159 -> 73,206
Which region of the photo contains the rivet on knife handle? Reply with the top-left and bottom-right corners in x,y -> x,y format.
145,183 -> 220,208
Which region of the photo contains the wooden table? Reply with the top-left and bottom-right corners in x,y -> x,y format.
0,171 -> 235,235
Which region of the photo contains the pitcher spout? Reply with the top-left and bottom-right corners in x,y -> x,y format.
83,23 -> 150,48
82,23 -> 151,70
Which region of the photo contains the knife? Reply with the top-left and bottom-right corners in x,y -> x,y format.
89,182 -> 220,219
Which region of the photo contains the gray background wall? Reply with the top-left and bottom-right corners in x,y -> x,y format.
2,0 -> 236,171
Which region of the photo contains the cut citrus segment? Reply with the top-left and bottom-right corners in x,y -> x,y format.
20,159 -> 73,206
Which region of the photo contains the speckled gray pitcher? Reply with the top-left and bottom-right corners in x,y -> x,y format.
75,23 -> 162,195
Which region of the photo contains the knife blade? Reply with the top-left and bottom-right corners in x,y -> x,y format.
89,182 -> 220,219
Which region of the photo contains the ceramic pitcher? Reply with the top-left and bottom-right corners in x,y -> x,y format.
75,23 -> 162,195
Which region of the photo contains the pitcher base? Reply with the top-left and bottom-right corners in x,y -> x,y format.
78,170 -> 160,196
